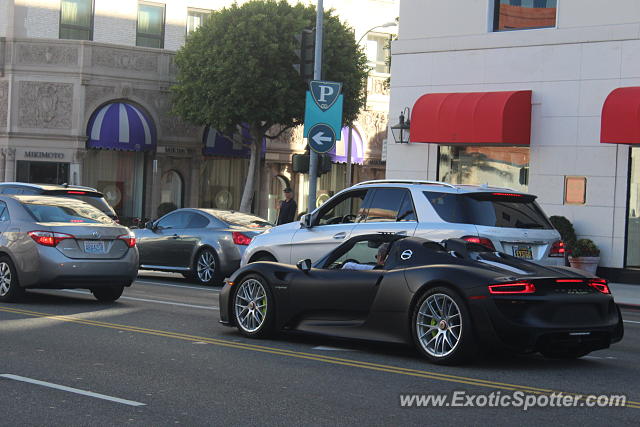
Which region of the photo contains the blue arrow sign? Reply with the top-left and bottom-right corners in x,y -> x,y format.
304,92 -> 343,140
307,123 -> 336,153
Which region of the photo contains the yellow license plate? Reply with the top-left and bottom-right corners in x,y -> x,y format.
513,246 -> 533,259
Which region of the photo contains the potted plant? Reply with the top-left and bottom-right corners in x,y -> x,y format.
549,215 -> 577,265
568,238 -> 601,274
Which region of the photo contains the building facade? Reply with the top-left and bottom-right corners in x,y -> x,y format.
387,0 -> 640,280
0,0 -> 397,225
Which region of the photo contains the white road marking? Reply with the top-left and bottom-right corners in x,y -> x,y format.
624,320 -> 640,324
0,374 -> 145,407
60,290 -> 219,311
313,346 -> 356,352
135,279 -> 221,292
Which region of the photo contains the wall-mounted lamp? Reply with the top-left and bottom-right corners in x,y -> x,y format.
391,108 -> 411,144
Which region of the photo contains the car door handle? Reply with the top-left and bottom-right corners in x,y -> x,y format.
333,232 -> 347,239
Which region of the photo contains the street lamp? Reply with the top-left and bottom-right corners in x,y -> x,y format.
357,21 -> 397,44
390,108 -> 411,144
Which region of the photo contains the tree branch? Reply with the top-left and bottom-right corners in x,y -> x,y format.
265,122 -> 301,140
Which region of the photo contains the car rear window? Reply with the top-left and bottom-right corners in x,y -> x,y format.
424,191 -> 553,229
24,199 -> 114,224
44,191 -> 117,217
208,210 -> 272,228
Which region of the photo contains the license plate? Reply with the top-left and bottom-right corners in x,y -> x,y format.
84,241 -> 106,254
513,246 -> 533,259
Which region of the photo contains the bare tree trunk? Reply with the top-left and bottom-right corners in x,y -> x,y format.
239,127 -> 264,213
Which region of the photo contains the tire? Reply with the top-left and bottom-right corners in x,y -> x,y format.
251,253 -> 276,263
232,274 -> 275,339
540,348 -> 592,359
192,248 -> 223,286
0,256 -> 24,303
411,286 -> 478,365
92,285 -> 124,302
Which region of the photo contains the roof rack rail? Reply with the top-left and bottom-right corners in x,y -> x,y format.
354,179 -> 458,189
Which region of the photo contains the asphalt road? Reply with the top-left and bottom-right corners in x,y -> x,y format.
1,272 -> 639,426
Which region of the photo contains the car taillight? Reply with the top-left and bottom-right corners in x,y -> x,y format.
488,282 -> 536,294
232,232 -> 252,246
588,278 -> 610,294
117,232 -> 136,248
549,240 -> 565,257
28,231 -> 74,247
66,191 -> 86,195
461,236 -> 496,251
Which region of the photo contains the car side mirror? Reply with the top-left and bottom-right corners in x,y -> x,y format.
296,259 -> 312,273
145,221 -> 156,230
300,214 -> 313,229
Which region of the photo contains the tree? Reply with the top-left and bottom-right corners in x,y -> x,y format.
172,0 -> 368,213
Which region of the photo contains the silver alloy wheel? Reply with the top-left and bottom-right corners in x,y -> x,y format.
0,262 -> 11,297
234,278 -> 268,333
416,293 -> 462,358
196,250 -> 216,283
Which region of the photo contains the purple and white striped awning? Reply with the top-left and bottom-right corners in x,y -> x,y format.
87,102 -> 156,151
329,127 -> 364,164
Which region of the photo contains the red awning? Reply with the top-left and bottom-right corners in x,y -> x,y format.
601,87 -> 640,144
410,90 -> 532,145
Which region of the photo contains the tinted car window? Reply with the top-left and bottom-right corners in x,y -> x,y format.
317,190 -> 367,225
157,212 -> 189,229
208,210 -> 272,228
0,202 -> 9,221
185,213 -> 210,229
45,191 -> 116,217
397,192 -> 417,222
23,199 -> 113,224
364,188 -> 409,223
424,191 -> 553,229
1,187 -> 23,195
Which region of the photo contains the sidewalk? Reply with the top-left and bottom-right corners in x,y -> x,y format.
610,282 -> 640,309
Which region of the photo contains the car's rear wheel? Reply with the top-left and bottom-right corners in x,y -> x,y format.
412,287 -> 477,365
0,256 -> 24,303
92,285 -> 124,302
233,274 -> 275,338
193,248 -> 223,286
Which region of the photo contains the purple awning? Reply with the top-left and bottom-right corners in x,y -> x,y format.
87,103 -> 156,151
329,127 -> 364,164
203,125 -> 266,158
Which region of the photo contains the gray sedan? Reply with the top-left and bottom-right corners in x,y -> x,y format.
134,209 -> 272,285
0,195 -> 139,303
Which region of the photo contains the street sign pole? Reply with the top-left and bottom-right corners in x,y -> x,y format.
308,0 -> 323,213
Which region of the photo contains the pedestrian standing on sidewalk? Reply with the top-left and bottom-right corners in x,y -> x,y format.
276,187 -> 297,225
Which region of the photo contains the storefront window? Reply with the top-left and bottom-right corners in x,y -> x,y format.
160,170 -> 183,209
438,146 -> 530,192
17,161 -> 69,184
494,0 -> 557,31
83,150 -> 145,225
297,163 -> 348,215
626,148 -> 640,267
200,158 -> 248,211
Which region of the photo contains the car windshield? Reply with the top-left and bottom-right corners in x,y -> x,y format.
207,210 -> 272,228
424,191 -> 553,229
23,198 -> 114,224
45,191 -> 117,217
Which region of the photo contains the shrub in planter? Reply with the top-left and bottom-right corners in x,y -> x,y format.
549,215 -> 577,250
568,238 -> 600,274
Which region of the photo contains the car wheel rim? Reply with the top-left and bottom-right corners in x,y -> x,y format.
197,251 -> 215,283
234,278 -> 268,333
0,262 -> 11,296
416,293 -> 462,358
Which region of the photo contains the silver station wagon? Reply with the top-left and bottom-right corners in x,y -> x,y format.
241,180 -> 564,267
0,195 -> 138,302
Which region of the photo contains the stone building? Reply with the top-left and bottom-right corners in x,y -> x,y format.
0,0 -> 397,224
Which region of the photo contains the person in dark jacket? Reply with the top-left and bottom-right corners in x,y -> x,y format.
276,187 -> 297,225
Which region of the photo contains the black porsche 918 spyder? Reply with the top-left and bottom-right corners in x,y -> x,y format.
219,234 -> 624,365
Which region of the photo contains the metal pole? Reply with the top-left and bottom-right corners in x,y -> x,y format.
307,0 -> 323,213
346,125 -> 353,187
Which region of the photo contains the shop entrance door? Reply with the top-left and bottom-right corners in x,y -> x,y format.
626,147 -> 640,266
16,161 -> 69,184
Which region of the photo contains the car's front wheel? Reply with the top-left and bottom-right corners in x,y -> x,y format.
0,256 -> 24,303
233,274 -> 275,338
92,285 -> 124,302
412,286 -> 477,365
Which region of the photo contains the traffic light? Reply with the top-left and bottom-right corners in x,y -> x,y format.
293,28 -> 315,82
292,153 -> 333,176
